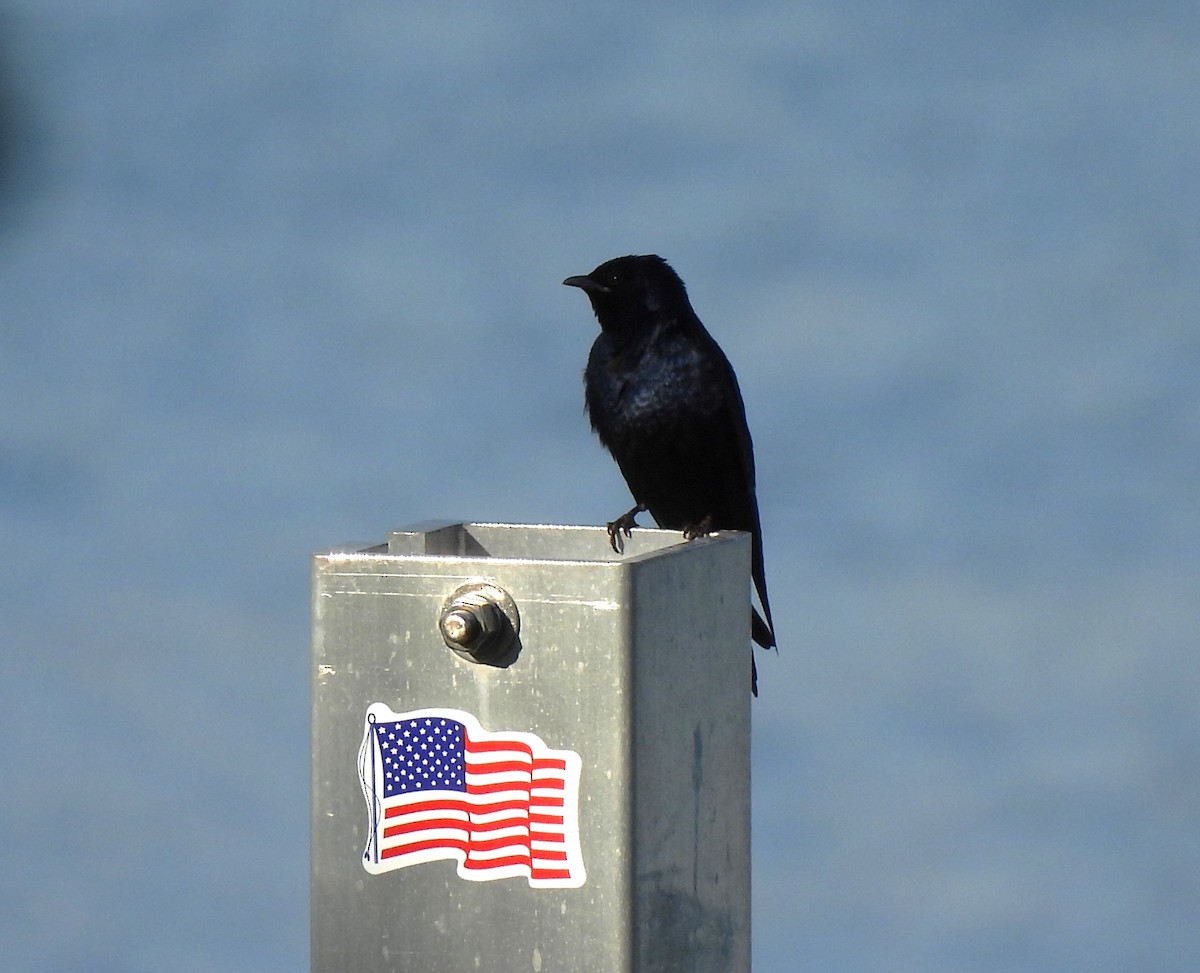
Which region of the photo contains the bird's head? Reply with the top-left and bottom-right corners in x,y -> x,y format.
563,254 -> 690,334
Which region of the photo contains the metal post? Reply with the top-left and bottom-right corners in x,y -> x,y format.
312,522 -> 751,972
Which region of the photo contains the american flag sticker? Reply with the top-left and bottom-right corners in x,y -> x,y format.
357,704 -> 587,889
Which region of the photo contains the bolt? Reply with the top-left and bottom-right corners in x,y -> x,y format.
440,608 -> 482,648
438,584 -> 519,665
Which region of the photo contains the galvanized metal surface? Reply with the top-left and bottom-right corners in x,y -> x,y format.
312,522 -> 751,973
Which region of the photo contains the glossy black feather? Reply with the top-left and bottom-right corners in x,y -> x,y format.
563,254 -> 775,693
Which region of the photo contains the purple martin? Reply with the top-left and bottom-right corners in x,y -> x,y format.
563,254 -> 775,693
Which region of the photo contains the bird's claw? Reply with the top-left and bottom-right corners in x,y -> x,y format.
682,514 -> 714,541
606,504 -> 647,553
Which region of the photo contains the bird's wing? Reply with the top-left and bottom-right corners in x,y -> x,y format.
715,348 -> 775,647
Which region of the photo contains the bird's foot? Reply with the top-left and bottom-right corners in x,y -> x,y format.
682,514 -> 714,541
606,503 -> 647,553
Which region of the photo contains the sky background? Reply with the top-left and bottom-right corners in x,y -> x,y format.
2,2 -> 1198,971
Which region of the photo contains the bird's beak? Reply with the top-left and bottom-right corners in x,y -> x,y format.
563,275 -> 610,295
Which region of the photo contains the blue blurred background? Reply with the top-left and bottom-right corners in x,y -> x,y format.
2,2 -> 1197,971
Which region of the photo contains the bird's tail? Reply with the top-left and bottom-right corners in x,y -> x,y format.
750,529 -> 776,650
751,608 -> 774,650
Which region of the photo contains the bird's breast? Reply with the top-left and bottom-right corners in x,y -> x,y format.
585,334 -> 718,444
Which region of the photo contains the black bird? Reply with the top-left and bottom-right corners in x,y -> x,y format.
563,254 -> 775,693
